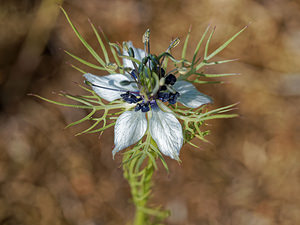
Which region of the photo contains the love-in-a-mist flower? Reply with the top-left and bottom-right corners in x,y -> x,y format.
33,10 -> 244,225
84,41 -> 212,160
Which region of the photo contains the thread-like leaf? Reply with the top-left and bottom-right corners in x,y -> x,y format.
199,103 -> 238,118
75,119 -> 103,136
59,93 -> 93,106
65,50 -> 107,71
200,113 -> 238,120
195,72 -> 240,77
89,20 -> 109,64
204,27 -> 215,60
109,43 -> 123,73
205,58 -> 238,65
192,25 -> 210,64
206,26 -> 247,60
193,80 -> 223,84
65,108 -> 96,128
181,26 -> 192,61
70,64 -> 86,74
87,122 -> 115,134
60,7 -> 107,68
195,58 -> 238,71
30,94 -> 93,109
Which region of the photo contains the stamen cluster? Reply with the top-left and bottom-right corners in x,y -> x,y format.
120,91 -> 151,112
156,69 -> 180,104
157,91 -> 180,104
120,65 -> 181,112
120,91 -> 141,104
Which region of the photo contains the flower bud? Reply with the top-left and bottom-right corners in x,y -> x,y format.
143,29 -> 150,43
168,38 -> 180,50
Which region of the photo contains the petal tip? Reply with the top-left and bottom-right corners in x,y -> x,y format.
112,148 -> 118,160
83,73 -> 96,81
171,153 -> 180,161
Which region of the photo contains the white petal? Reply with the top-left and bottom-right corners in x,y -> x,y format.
113,110 -> 147,157
149,107 -> 183,160
84,73 -> 137,102
174,80 -> 213,108
123,41 -> 146,69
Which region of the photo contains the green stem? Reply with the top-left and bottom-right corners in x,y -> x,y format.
134,206 -> 146,225
122,130 -> 170,225
122,138 -> 155,225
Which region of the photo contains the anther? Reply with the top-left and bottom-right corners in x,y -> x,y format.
134,102 -> 150,113
135,103 -> 142,111
160,85 -> 167,91
157,92 -> 169,102
168,92 -> 180,104
141,102 -> 150,112
165,74 -> 177,85
120,91 -> 141,104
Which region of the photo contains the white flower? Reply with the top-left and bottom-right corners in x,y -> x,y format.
84,42 -> 212,160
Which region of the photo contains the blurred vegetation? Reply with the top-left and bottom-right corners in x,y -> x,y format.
0,0 -> 299,224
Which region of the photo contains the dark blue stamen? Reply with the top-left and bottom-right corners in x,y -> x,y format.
135,102 -> 150,113
165,74 -> 177,85
121,91 -> 141,104
168,92 -> 180,104
160,85 -> 167,91
135,103 -> 142,111
157,91 -> 180,104
141,102 -> 150,112
158,92 -> 170,102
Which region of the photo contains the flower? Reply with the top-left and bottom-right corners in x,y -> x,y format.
84,42 -> 212,160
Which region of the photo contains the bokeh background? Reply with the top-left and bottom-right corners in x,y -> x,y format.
0,0 -> 300,224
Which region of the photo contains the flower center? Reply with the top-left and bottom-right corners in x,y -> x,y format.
120,70 -> 180,112
119,52 -> 181,112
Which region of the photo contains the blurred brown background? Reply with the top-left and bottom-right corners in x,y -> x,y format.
0,0 -> 299,224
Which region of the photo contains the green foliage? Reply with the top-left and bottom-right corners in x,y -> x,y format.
178,25 -> 246,81
31,85 -> 128,136
60,7 -> 123,74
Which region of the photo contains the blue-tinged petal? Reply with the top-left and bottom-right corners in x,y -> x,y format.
149,107 -> 183,160
174,80 -> 213,108
123,41 -> 146,69
112,110 -> 147,157
84,73 -> 137,102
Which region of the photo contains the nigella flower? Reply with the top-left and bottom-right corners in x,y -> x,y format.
84,42 -> 212,160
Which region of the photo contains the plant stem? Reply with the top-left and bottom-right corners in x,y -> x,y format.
123,146 -> 155,225
133,206 -> 146,225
